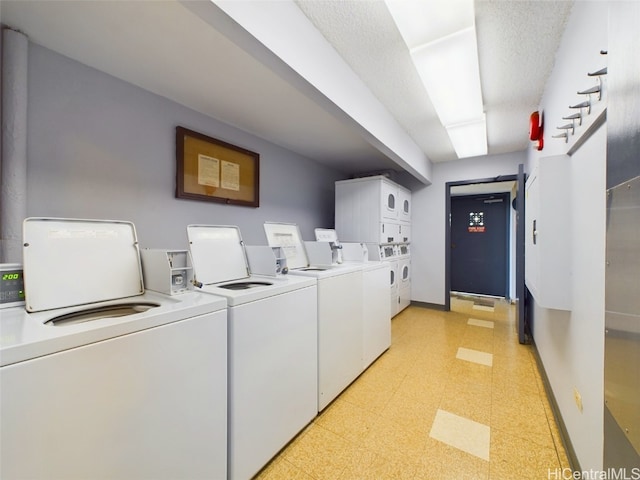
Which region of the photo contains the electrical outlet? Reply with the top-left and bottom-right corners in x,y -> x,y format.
573,387 -> 583,413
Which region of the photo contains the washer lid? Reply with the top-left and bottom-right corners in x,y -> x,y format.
23,218 -> 144,312
187,225 -> 249,284
263,222 -> 310,270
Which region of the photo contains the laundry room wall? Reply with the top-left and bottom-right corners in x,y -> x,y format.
401,150 -> 525,307
24,44 -> 344,250
526,1 -> 607,472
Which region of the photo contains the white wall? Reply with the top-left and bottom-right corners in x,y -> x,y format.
25,44 -> 344,250
404,151 -> 525,306
526,1 -> 608,471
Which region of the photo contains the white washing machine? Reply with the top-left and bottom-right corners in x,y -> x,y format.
187,224 -> 318,480
398,243 -> 411,313
0,218 -> 228,480
341,243 -> 391,370
263,222 -> 363,411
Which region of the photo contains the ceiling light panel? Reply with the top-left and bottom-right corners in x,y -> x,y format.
411,28 -> 484,126
447,116 -> 488,158
385,0 -> 474,48
386,0 -> 487,158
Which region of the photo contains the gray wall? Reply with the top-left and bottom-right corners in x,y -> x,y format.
526,1 -> 608,470
25,44 -> 344,250
402,151 -> 525,306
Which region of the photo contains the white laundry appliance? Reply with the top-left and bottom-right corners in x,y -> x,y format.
0,218 -> 228,480
187,225 -> 318,480
398,243 -> 411,313
263,222 -> 363,411
368,243 -> 400,317
341,243 -> 391,370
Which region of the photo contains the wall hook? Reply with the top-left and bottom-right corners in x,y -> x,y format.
570,100 -> 591,115
588,67 -> 607,76
577,84 -> 602,101
557,123 -> 575,135
563,112 -> 583,126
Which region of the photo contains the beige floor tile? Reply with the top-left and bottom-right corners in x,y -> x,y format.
468,318 -> 495,329
464,324 -> 495,340
357,361 -> 406,393
440,380 -> 492,425
315,398 -> 379,443
379,391 -> 440,429
491,377 -> 540,404
489,428 -> 560,480
334,445 -> 379,480
407,351 -> 457,374
449,358 -> 493,386
461,336 -> 495,355
280,424 -> 354,479
338,374 -> 398,414
415,436 -> 490,480
256,300 -> 570,479
339,452 -> 418,480
490,394 -> 555,449
392,373 -> 448,407
255,457 -> 315,480
457,347 -> 494,367
363,416 -> 431,463
429,409 -> 491,461
473,304 -> 496,312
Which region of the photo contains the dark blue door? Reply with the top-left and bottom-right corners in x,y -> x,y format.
451,193 -> 510,297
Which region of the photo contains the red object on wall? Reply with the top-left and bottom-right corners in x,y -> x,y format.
529,111 -> 544,151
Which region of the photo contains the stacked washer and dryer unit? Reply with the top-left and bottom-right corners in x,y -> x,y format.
0,218 -> 228,480
335,175 -> 412,317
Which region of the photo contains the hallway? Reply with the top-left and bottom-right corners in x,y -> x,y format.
256,298 -> 571,479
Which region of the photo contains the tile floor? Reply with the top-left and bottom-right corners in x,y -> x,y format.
256,296 -> 571,479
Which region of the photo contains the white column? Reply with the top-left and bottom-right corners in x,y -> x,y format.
1,27 -> 29,263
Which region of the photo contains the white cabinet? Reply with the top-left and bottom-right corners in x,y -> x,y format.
525,156 -> 572,310
336,176 -> 412,244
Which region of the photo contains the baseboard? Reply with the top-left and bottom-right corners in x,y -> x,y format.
410,300 -> 447,311
530,342 -> 581,472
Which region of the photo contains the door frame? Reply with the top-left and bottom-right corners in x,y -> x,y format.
444,174 -> 519,312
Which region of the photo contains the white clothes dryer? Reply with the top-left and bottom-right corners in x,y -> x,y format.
263,222 -> 364,411
187,225 -> 318,480
0,218 -> 228,480
369,243 -> 400,317
398,243 -> 411,313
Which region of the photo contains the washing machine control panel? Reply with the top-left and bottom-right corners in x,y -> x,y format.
0,264 -> 25,308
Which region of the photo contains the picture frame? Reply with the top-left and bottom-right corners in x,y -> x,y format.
176,126 -> 260,207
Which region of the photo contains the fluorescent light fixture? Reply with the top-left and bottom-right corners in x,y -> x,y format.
385,0 -> 474,47
447,116 -> 488,159
411,28 -> 483,126
386,0 -> 487,158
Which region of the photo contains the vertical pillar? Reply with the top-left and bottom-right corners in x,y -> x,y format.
1,27 -> 29,263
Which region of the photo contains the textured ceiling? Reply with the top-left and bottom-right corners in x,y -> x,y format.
1,0 -> 574,178
296,0 -> 574,163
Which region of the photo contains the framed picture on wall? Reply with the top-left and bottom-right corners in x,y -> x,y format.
176,126 -> 260,207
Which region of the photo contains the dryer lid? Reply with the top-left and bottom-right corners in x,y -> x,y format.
187,225 -> 249,284
23,218 -> 144,312
263,222 -> 310,270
